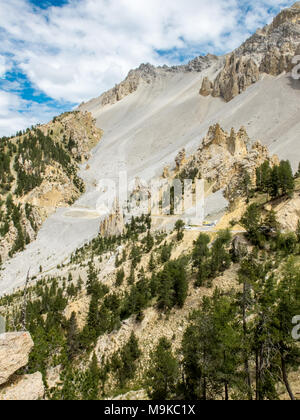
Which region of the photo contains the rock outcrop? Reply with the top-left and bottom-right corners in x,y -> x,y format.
99,64 -> 158,107
81,55 -> 219,109
0,110 -> 102,266
175,149 -> 187,171
0,372 -> 44,401
99,200 -> 124,238
0,332 -> 44,400
0,332 -> 33,385
175,124 -> 277,206
200,76 -> 214,96
211,54 -> 260,102
40,111 -> 103,163
274,194 -> 300,232
201,2 -> 300,102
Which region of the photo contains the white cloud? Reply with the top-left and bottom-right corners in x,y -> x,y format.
0,90 -> 60,136
0,0 -> 295,135
0,55 -> 9,78
0,0 -> 293,103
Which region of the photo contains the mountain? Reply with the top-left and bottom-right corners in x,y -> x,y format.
0,111 -> 102,268
0,3 -> 300,401
0,2 -> 299,296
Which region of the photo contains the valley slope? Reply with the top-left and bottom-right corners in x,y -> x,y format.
0,3 -> 299,295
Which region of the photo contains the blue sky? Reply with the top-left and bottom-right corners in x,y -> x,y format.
0,0 -> 295,136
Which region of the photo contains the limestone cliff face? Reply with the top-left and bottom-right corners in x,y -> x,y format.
81,55 -> 218,109
0,332 -> 44,400
201,2 -> 300,102
210,54 -> 260,102
175,124 -> 276,206
97,64 -> 158,107
99,200 -> 124,238
40,110 -> 103,163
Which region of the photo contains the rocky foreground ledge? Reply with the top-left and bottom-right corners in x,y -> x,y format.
0,332 -> 44,400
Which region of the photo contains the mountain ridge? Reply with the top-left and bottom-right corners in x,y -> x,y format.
81,2 -> 299,109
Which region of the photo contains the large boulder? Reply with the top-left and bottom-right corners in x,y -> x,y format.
0,372 -> 44,401
0,332 -> 34,386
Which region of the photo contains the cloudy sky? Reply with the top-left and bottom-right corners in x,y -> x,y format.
0,0 -> 294,136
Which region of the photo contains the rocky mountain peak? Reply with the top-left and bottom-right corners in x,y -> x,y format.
271,2 -> 300,29
236,2 -> 300,61
86,54 -> 219,108
200,3 -> 300,102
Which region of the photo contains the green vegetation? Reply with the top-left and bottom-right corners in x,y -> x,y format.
175,219 -> 185,241
1,193 -> 300,400
146,338 -> 178,400
192,230 -> 232,287
256,160 -> 295,200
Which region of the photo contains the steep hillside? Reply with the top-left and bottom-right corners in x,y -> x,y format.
0,3 -> 299,299
0,3 -> 299,401
1,176 -> 300,400
0,111 -> 102,266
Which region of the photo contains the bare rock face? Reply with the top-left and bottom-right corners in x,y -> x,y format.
176,124 -> 274,207
175,149 -> 187,171
99,200 -> 124,238
201,3 -> 300,102
99,64 -> 158,107
0,332 -> 45,400
200,76 -> 213,96
210,54 -> 260,102
275,194 -> 300,232
237,2 -> 300,64
0,372 -> 44,401
83,55 -> 219,109
231,235 -> 249,261
0,332 -> 33,386
259,47 -> 294,76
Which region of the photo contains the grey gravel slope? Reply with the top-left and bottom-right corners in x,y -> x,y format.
0,66 -> 299,296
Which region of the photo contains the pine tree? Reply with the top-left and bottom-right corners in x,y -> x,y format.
273,258 -> 300,400
279,160 -> 295,198
66,312 -> 79,360
181,292 -> 241,400
109,333 -> 141,389
192,233 -> 210,287
116,268 -> 125,287
148,253 -> 155,272
241,204 -> 262,245
82,353 -> 100,400
296,220 -> 300,243
146,337 -> 178,400
175,219 -> 185,241
145,230 -> 154,253
127,265 -> 135,285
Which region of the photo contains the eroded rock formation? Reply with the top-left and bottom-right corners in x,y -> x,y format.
175,124 -> 277,206
210,54 -> 260,102
200,2 -> 300,102
99,200 -> 124,238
